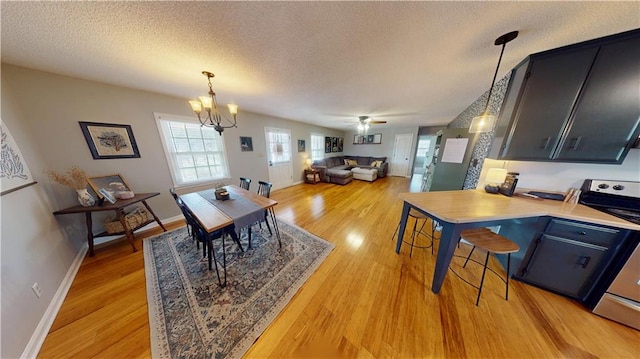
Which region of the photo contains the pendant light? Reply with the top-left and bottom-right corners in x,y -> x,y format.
469,31 -> 519,133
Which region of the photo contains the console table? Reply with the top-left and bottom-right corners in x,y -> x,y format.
53,192 -> 166,256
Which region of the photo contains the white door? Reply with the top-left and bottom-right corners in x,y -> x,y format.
390,134 -> 414,177
264,127 -> 293,190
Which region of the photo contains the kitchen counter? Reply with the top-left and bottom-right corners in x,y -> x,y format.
399,190 -> 640,231
395,189 -> 640,295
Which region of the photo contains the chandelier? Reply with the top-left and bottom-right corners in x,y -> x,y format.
469,31 -> 518,133
189,71 -> 238,136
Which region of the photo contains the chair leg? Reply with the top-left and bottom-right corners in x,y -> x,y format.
463,246 -> 476,268
476,252 -> 491,306
221,234 -> 227,287
267,207 -> 282,248
410,218 -> 419,257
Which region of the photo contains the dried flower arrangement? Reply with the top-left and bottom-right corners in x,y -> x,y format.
44,166 -> 89,190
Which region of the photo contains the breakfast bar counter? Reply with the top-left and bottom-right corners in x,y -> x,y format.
395,190 -> 640,294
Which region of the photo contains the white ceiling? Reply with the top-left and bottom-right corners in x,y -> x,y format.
2,1 -> 639,131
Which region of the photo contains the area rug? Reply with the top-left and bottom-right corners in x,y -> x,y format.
144,220 -> 334,359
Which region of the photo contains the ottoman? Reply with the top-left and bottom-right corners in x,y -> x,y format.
351,167 -> 378,182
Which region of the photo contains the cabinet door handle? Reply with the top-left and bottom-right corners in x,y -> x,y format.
577,256 -> 591,269
539,137 -> 551,149
568,136 -> 583,150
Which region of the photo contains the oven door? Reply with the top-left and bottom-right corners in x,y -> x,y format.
593,243 -> 640,329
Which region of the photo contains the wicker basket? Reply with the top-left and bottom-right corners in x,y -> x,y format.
104,207 -> 150,234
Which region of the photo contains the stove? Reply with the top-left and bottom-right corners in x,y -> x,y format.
579,179 -> 640,225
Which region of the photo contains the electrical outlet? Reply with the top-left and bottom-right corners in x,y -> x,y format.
32,282 -> 42,298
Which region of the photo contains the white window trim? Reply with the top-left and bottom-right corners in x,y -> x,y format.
154,112 -> 231,188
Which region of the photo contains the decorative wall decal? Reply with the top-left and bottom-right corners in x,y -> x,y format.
1,119 -> 36,195
79,122 -> 140,159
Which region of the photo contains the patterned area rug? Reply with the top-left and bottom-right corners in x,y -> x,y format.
144,220 -> 334,359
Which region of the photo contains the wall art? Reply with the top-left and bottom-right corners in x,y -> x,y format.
79,122 -> 140,159
240,136 -> 253,152
0,119 -> 37,195
297,139 -> 306,152
87,174 -> 132,199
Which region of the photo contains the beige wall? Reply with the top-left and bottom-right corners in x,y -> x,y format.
0,64 -> 343,357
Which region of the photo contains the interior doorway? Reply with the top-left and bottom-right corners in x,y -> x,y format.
413,135 -> 437,174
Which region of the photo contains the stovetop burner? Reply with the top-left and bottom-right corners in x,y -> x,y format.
580,179 -> 640,225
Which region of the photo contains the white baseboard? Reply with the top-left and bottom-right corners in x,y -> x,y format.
21,214 -> 183,358
20,243 -> 88,359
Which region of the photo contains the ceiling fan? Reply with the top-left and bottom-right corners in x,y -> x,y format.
357,116 -> 386,131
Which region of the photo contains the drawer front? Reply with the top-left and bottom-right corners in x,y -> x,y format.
546,219 -> 619,247
593,293 -> 640,330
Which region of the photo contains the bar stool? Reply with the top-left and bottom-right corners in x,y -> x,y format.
392,208 -> 434,257
455,228 -> 519,306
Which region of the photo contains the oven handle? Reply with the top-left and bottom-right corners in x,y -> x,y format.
606,294 -> 640,312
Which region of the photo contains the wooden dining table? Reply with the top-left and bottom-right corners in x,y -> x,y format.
178,185 -> 280,249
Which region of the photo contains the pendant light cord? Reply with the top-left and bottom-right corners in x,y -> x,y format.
482,42 -> 507,115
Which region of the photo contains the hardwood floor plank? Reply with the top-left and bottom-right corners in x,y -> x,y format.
38,177 -> 640,358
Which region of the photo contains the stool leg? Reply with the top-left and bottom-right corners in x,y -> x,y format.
505,253 -> 511,301
410,218 -> 419,257
476,251 -> 491,306
463,246 -> 476,268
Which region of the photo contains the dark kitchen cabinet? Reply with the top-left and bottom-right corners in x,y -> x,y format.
555,35 -> 640,162
492,29 -> 640,163
516,219 -> 623,300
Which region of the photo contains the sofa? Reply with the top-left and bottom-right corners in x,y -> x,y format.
311,155 -> 388,185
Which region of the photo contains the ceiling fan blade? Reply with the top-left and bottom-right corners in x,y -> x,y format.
368,120 -> 387,124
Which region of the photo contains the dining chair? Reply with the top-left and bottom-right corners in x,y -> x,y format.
256,181 -> 282,248
184,206 -> 229,287
170,187 -> 199,250
256,181 -> 273,235
239,177 -> 252,190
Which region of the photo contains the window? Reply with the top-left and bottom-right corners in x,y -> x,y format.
155,113 -> 230,186
310,133 -> 324,160
416,138 -> 432,157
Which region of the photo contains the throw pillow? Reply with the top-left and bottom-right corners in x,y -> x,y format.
371,160 -> 382,167
347,159 -> 358,166
344,159 -> 349,165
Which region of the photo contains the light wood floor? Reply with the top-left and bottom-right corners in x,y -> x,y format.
38,176 -> 640,358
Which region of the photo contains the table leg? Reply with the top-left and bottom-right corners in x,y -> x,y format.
267,207 -> 282,248
395,202 -> 411,253
117,209 -> 138,253
431,222 -> 462,294
141,200 -> 167,232
85,212 -> 95,257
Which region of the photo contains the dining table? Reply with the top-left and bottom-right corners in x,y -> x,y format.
178,185 -> 281,250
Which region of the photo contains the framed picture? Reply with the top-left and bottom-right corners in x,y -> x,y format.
98,188 -> 117,204
1,120 -> 37,195
297,139 -> 306,152
324,137 -> 332,153
240,136 -> 253,152
331,137 -> 338,152
337,137 -> 344,152
79,122 -> 140,159
87,174 -> 132,199
353,133 -> 382,145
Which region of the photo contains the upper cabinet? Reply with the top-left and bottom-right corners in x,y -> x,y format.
490,29 -> 640,164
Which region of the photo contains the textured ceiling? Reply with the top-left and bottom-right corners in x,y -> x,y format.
2,1 -> 639,130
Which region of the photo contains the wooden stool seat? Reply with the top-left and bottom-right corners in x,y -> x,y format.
460,229 -> 520,254
457,228 -> 520,306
